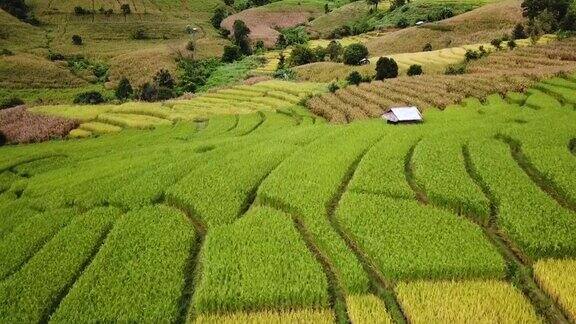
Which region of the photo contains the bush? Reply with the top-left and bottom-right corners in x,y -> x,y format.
312,46 -> 327,62
346,71 -> 363,85
71,35 -> 83,45
138,83 -> 157,102
396,18 -> 409,28
0,97 -> 24,109
507,40 -> 517,49
211,7 -> 228,29
343,43 -> 369,65
178,58 -> 221,93
186,41 -> 195,51
255,40 -> 265,52
74,91 -> 105,104
375,57 -> 399,80
132,28 -> 148,40
48,52 -> 65,61
74,6 -> 90,15
422,43 -> 432,51
233,20 -> 252,55
491,38 -> 503,50
0,131 -> 5,146
464,49 -> 485,61
407,64 -> 423,76
444,64 -> 466,75
512,23 -> 527,39
224,0 -> 234,5
222,45 -> 242,63
273,68 -> 296,80
327,40 -> 343,61
279,26 -> 309,47
154,69 -> 175,89
328,82 -> 340,93
0,49 -> 14,56
289,45 -> 315,66
115,77 -> 133,100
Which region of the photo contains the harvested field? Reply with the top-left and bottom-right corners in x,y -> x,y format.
307,38 -> 576,123
0,106 -> 78,144
364,0 -> 524,56
221,9 -> 316,47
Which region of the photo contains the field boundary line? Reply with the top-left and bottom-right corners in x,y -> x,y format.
225,115 -> 240,133
327,137 -> 408,324
496,134 -> 576,213
162,199 -> 206,324
256,195 -> 350,324
238,111 -> 266,136
40,218 -> 118,323
462,144 -> 571,324
403,140 -> 429,204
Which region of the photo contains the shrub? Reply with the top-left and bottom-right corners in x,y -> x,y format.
224,0 -> 234,5
343,43 -> 369,65
132,28 -> 148,40
464,49 -> 485,61
513,23 -> 527,39
222,45 -> 242,63
436,7 -> 454,20
407,64 -> 423,76
276,34 -> 288,49
273,68 -> 296,80
507,40 -> 517,49
120,4 -> 131,15
48,52 -> 65,61
375,57 -> 399,80
491,38 -> 503,50
0,48 -> 14,56
138,82 -> 157,102
153,69 -> 175,89
255,40 -> 265,52
1,97 -> 24,109
444,64 -> 466,75
328,82 -> 340,93
71,35 -> 83,45
233,20 -> 252,55
312,46 -> 327,62
156,87 -> 175,101
73,91 -> 105,104
211,7 -> 228,29
0,131 -> 5,146
422,43 -> 432,51
115,77 -> 133,100
289,45 -> 315,66
346,71 -> 363,85
396,18 -> 409,28
74,6 -> 90,15
178,58 -> 221,93
327,40 -> 343,61
186,41 -> 195,51
279,26 -> 309,46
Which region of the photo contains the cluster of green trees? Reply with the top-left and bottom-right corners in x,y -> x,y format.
0,0 -> 39,25
522,0 -> 576,33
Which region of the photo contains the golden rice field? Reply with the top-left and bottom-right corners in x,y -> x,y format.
307,37 -> 576,123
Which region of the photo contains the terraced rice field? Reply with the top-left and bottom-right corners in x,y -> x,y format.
295,35 -> 555,82
30,80 -> 326,138
308,38 -> 576,123
0,73 -> 575,322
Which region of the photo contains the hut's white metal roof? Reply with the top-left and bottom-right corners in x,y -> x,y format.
390,107 -> 422,121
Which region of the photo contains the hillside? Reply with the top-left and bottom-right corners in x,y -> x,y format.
1,0 -> 576,322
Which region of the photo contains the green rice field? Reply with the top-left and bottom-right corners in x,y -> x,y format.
1,73 -> 575,323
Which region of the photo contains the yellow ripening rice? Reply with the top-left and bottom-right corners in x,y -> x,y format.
396,280 -> 540,324
347,294 -> 392,324
534,259 -> 576,322
194,309 -> 334,324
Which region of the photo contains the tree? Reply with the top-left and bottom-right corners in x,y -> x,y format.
233,20 -> 252,55
276,34 -> 288,49
346,71 -> 363,85
255,40 -> 265,52
507,40 -> 517,50
328,82 -> 340,93
154,69 -> 175,89
0,130 -> 5,147
343,43 -> 369,65
115,77 -> 133,100
490,38 -> 503,50
224,0 -> 234,5
72,35 -> 83,45
222,45 -> 242,62
512,23 -> 527,39
138,82 -> 158,102
289,45 -> 314,66
324,3 -> 329,14
407,64 -> 423,76
121,4 -> 131,21
326,40 -> 343,61
0,0 -> 37,24
521,0 -> 572,31
375,57 -> 398,80
211,7 -> 228,29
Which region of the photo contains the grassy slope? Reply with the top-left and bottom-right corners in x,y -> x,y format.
365,0 -> 524,56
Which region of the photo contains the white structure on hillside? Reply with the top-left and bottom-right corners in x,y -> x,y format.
382,107 -> 423,124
